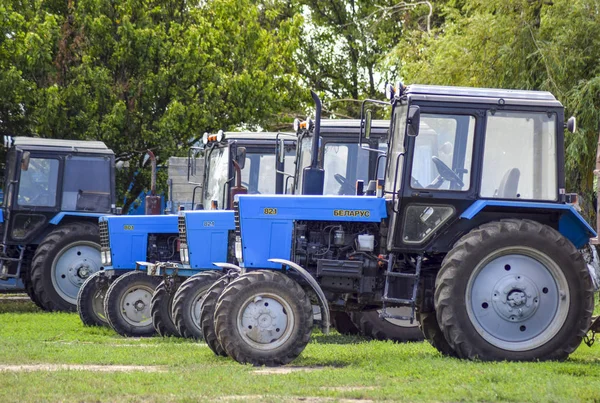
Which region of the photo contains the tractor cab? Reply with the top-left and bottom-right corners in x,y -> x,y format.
290,119 -> 389,196
192,131 -> 296,210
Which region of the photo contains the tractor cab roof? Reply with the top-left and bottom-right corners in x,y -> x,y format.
10,137 -> 114,155
320,119 -> 389,138
405,84 -> 563,108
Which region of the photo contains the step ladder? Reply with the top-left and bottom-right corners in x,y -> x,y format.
379,254 -> 422,323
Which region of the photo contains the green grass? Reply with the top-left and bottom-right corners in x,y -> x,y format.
2,296 -> 600,402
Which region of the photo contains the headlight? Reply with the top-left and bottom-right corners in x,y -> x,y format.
180,245 -> 190,264
202,132 -> 209,145
216,129 -> 224,142
235,237 -> 243,262
101,249 -> 112,266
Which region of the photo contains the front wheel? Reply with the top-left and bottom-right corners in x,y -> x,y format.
104,271 -> 161,337
151,278 -> 182,337
214,271 -> 313,366
200,277 -> 229,356
171,271 -> 222,339
435,219 -> 594,361
77,271 -> 111,327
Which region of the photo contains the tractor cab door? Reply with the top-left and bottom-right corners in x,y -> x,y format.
385,102 -> 480,252
8,151 -> 61,243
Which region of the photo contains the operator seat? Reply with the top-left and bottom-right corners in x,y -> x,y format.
497,168 -> 520,198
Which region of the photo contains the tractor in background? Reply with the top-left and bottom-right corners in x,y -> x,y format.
209,84 -> 596,366
79,132 -> 296,337
0,137 -> 117,311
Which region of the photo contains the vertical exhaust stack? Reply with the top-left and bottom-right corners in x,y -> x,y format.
301,90 -> 325,195
145,150 -> 162,215
229,160 -> 248,209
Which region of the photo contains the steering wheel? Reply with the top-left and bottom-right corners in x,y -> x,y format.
241,181 -> 261,194
431,156 -> 464,188
334,173 -> 356,195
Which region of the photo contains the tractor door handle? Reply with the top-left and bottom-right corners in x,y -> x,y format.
411,191 -> 433,197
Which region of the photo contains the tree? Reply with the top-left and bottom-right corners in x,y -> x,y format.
0,0 -> 304,210
385,0 -> 600,218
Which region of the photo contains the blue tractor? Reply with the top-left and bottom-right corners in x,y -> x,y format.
0,137 -> 117,311
173,116 -> 420,347
208,84 -> 596,366
79,132 -> 296,336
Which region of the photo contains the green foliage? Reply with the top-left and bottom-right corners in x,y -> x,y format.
0,0 -> 303,209
387,0 -> 600,217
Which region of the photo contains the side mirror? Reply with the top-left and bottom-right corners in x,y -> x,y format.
567,116 -> 577,133
235,147 -> 246,170
21,151 -> 30,171
364,110 -> 372,139
407,105 -> 421,137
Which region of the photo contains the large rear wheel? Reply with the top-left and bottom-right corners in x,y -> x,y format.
214,271 -> 313,366
104,271 -> 161,337
31,222 -> 101,312
435,219 -> 593,361
350,307 -> 424,342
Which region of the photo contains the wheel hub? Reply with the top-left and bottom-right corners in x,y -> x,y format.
52,242 -> 101,305
121,286 -> 153,326
240,296 -> 288,345
134,300 -> 146,311
491,274 -> 539,322
467,249 -> 569,350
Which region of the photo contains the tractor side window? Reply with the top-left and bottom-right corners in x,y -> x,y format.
240,150 -> 296,195
323,143 -> 372,195
17,158 -> 59,208
481,111 -> 557,200
62,156 -> 111,212
410,114 -> 475,191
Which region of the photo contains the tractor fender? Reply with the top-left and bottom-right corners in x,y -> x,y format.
212,262 -> 242,273
460,200 -> 595,249
268,258 -> 330,334
49,212 -> 106,225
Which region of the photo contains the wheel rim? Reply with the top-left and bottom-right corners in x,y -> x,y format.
92,284 -> 108,324
377,307 -> 419,328
119,283 -> 155,327
237,292 -> 295,351
51,241 -> 101,305
466,246 -> 569,351
189,288 -> 208,330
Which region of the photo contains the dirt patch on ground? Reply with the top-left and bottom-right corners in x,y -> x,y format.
0,296 -> 31,301
253,366 -> 327,375
321,386 -> 376,392
0,364 -> 165,372
220,397 -> 373,402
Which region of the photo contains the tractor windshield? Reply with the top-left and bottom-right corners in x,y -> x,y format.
203,145 -> 230,209
241,151 -> 295,194
323,142 -> 386,195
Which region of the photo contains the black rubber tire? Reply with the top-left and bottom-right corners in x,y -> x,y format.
19,250 -> 42,309
151,279 -> 181,337
416,311 -> 457,357
330,311 -> 360,335
435,219 -> 594,361
171,271 -> 222,339
77,271 -> 111,327
350,310 -> 424,342
104,271 -> 161,337
30,222 -> 100,312
200,277 -> 229,356
214,271 -> 313,366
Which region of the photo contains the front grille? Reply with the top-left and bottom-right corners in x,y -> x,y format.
178,215 -> 187,244
99,221 -> 109,248
233,201 -> 241,236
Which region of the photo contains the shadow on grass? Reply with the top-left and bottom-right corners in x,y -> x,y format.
310,332 -> 368,345
0,297 -> 40,314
